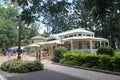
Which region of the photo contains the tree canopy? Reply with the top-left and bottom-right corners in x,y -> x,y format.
0,2 -> 18,50
1,0 -> 120,48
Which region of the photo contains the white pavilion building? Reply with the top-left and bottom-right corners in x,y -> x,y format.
29,28 -> 109,59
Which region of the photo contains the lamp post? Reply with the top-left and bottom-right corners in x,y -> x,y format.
16,15 -> 22,59
108,35 -> 111,47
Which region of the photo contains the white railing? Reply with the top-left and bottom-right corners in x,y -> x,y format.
73,49 -> 98,54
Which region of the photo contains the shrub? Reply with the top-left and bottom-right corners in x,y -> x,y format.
1,59 -> 43,73
53,46 -> 68,62
25,60 -> 44,71
0,48 -> 7,55
81,55 -> 100,68
60,52 -> 120,72
98,55 -> 113,71
60,59 -> 76,65
113,57 -> 120,72
25,47 -> 36,54
115,49 -> 120,57
97,46 -> 114,56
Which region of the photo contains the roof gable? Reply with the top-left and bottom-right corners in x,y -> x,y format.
53,28 -> 94,37
30,35 -> 46,40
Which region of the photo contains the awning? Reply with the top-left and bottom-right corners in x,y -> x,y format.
37,40 -> 64,45
27,44 -> 40,47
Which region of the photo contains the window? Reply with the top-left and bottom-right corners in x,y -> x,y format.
87,43 -> 90,49
69,35 -> 73,37
78,34 -> 81,36
64,36 -> 68,38
74,34 -> 77,36
47,38 -> 56,41
86,34 -> 91,36
83,34 -> 85,36
78,43 -> 82,49
32,40 -> 34,43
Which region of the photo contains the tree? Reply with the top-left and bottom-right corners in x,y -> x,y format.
21,24 -> 40,46
0,3 -> 18,53
7,0 -> 120,48
41,0 -> 71,34
83,0 -> 120,48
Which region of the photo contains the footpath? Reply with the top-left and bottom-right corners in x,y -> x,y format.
0,55 -> 120,80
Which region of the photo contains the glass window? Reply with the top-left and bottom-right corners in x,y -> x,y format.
87,34 -> 91,36
69,35 -> 73,37
78,34 -> 81,36
83,34 -> 85,36
32,40 -> 34,43
64,36 -> 68,38
74,34 -> 77,36
78,43 -> 82,49
87,43 -> 90,49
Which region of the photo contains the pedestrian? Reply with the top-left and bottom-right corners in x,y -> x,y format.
21,49 -> 26,57
13,48 -> 17,56
7,47 -> 12,57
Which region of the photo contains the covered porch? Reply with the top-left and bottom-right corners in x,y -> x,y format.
36,40 -> 63,59
63,37 -> 109,54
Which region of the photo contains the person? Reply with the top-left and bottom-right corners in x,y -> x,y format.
21,49 -> 26,57
13,48 -> 17,56
7,47 -> 12,57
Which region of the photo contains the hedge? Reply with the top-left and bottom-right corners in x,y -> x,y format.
60,52 -> 120,72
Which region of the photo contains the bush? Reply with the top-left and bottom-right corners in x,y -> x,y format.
25,60 -> 44,71
81,55 -> 100,68
98,55 -> 113,70
60,59 -> 76,65
0,48 -> 7,55
60,52 -> 120,72
1,59 -> 44,73
53,46 -> 68,62
63,52 -> 100,67
115,49 -> 120,57
25,47 -> 36,54
113,57 -> 120,72
97,46 -> 114,56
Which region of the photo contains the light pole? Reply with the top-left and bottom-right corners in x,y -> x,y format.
108,35 -> 111,47
16,15 -> 22,59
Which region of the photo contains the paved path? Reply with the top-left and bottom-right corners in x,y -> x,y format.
0,56 -> 120,80
0,55 -> 36,65
42,60 -> 120,80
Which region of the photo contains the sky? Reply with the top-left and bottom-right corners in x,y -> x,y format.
0,0 -> 4,4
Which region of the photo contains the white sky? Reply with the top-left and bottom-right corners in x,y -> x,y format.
38,25 -> 47,34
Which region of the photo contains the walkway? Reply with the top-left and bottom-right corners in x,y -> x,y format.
0,56 -> 120,80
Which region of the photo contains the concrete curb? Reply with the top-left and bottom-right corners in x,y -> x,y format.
0,75 -> 7,80
52,63 -> 120,75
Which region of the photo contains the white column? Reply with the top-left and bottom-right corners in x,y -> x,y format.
50,45 -> 53,54
104,42 -> 106,46
108,41 -> 110,46
99,41 -> 102,47
90,39 -> 93,54
48,46 -> 50,56
51,46 -> 53,55
71,40 -> 73,51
